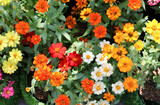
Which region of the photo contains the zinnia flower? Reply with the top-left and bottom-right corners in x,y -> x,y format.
49,43 -> 66,59
75,0 -> 88,9
103,92 -> 115,102
103,0 -> 116,4
125,31 -> 138,42
88,12 -> 101,26
5,31 -> 20,47
35,0 -> 50,13
128,0 -> 142,11
33,54 -> 48,68
123,23 -> 134,33
58,57 -> 71,72
25,87 -> 31,92
113,30 -> 124,44
31,34 -> 41,45
153,32 -> 160,43
55,94 -> 70,105
102,44 -> 114,60
92,82 -> 106,95
65,15 -> 77,29
61,0 -> 70,3
8,48 -> 23,63
146,19 -> 160,35
81,78 -> 95,94
50,72 -> 64,86
93,25 -> 107,39
134,40 -> 144,50
0,0 -> 11,6
106,6 -> 121,20
111,81 -> 124,94
2,86 -> 14,99
22,31 -> 35,48
2,60 -> 18,74
148,0 -> 160,6
123,76 -> 138,92
71,6 -> 80,15
0,35 -> 8,51
15,21 -> 30,35
117,56 -> 133,72
80,8 -> 92,21
68,51 -> 83,67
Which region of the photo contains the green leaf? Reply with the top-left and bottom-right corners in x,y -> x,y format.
141,0 -> 146,10
41,33 -> 47,45
34,44 -> 39,52
12,10 -> 16,19
23,47 -> 34,53
55,32 -> 62,42
59,15 -> 66,21
62,32 -> 71,41
81,25 -> 93,37
118,17 -> 128,22
58,4 -> 66,13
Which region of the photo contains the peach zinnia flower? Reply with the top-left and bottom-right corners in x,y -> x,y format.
103,92 -> 115,102
31,34 -> 41,45
65,15 -> 77,29
106,6 -> 121,20
55,94 -> 70,105
75,0 -> 88,9
35,0 -> 50,13
93,25 -> 107,39
88,12 -> 101,26
123,76 -> 138,92
117,56 -> 133,72
50,72 -> 64,86
128,0 -> 142,11
15,21 -> 30,35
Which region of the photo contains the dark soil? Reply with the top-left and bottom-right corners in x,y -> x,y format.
139,80 -> 160,104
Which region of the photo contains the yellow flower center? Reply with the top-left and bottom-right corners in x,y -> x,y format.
104,67 -> 109,72
96,71 -> 101,77
100,57 -> 104,61
55,48 -> 60,52
116,85 -> 121,90
96,86 -> 101,90
6,90 -> 11,94
14,54 -> 17,58
86,55 -> 91,59
9,36 -> 14,41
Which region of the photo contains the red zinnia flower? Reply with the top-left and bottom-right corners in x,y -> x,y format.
55,94 -> 70,105
68,51 -> 83,67
58,57 -> 71,72
93,25 -> 107,39
15,21 -> 30,35
88,12 -> 101,26
49,43 -> 66,59
22,31 -> 35,48
31,34 -> 41,45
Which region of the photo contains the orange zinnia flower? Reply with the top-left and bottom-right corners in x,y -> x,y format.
93,25 -> 107,39
35,0 -> 50,13
55,94 -> 70,105
34,65 -> 52,81
102,44 -> 114,60
123,23 -> 134,33
65,15 -> 77,29
128,0 -> 142,11
103,0 -> 116,4
61,0 -> 70,3
123,76 -> 138,92
106,6 -> 121,20
88,12 -> 101,26
113,30 -> 124,44
50,72 -> 64,86
71,6 -> 80,15
112,46 -> 128,61
15,21 -> 30,35
81,78 -> 95,94
75,0 -> 88,9
33,54 -> 48,68
124,31 -> 138,43
31,34 -> 41,45
117,56 -> 133,72
103,92 -> 115,102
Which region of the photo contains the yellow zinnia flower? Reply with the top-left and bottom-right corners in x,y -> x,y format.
5,31 -> 20,47
123,23 -> 134,33
80,8 -> 92,21
134,40 -> 144,50
8,48 -> 23,63
0,0 -> 11,6
153,31 -> 160,43
113,30 -> 124,44
106,6 -> 121,20
125,31 -> 138,43
2,60 -> 18,74
146,19 -> 160,35
0,35 -> 8,51
102,44 -> 114,60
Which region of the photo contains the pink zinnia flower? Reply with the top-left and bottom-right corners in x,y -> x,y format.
0,69 -> 2,80
2,86 -> 14,99
148,0 -> 159,6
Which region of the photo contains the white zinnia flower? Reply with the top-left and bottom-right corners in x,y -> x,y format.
93,82 -> 106,95
86,100 -> 98,105
112,81 -> 124,94
82,51 -> 95,64
100,63 -> 113,77
95,53 -> 108,65
98,99 -> 110,105
91,67 -> 105,81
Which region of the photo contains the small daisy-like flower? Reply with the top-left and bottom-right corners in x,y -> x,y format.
91,67 -> 105,81
103,92 -> 115,102
93,82 -> 106,95
2,60 -> 18,74
106,6 -> 121,20
0,35 -> 8,51
99,40 -> 110,49
95,53 -> 108,65
35,0 -> 50,13
100,63 -> 113,77
82,51 -> 95,64
88,12 -> 102,26
93,25 -> 107,39
111,81 -> 124,94
8,48 -> 23,63
86,100 -> 98,105
31,34 -> 41,45
123,23 -> 134,33
134,40 -> 144,50
98,99 -> 110,105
